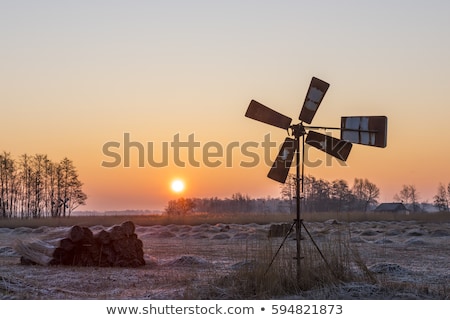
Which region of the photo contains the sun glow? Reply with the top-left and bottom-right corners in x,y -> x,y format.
171,179 -> 185,193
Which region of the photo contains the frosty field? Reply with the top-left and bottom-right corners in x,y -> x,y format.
0,218 -> 449,299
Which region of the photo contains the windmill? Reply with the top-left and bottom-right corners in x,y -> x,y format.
245,76 -> 387,282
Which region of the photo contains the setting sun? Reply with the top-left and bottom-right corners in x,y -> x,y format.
171,179 -> 185,193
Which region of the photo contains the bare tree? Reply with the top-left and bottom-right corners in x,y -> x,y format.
433,183 -> 449,211
394,185 -> 420,212
330,179 -> 353,212
42,156 -> 54,217
57,158 -> 87,217
18,154 -> 33,218
30,154 -> 46,218
302,175 -> 332,212
352,178 -> 380,212
447,183 -> 450,205
280,173 -> 296,213
0,152 -> 17,218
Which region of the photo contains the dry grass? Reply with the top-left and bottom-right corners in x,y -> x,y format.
196,226 -> 376,299
1,211 -> 449,229
0,213 -> 292,229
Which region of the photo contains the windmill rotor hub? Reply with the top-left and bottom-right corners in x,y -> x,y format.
291,123 -> 307,138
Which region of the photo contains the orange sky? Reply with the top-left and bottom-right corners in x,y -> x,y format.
1,1 -> 450,211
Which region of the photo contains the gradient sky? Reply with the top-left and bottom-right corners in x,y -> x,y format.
1,1 -> 449,211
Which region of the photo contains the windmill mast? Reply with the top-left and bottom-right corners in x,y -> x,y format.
294,126 -> 302,282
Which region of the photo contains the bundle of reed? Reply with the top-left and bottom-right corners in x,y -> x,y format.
15,221 -> 145,268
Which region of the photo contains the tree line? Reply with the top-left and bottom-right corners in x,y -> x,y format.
165,175 -> 450,215
165,175 -> 382,215
165,193 -> 275,215
0,152 -> 87,219
278,176 -> 449,214
280,174 -> 380,213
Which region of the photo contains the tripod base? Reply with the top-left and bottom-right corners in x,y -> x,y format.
265,218 -> 335,282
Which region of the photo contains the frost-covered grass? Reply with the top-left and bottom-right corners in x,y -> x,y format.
0,217 -> 449,299
202,227 -> 376,299
0,211 -> 448,229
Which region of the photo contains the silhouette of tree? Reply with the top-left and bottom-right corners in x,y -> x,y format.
165,197 -> 196,215
352,178 -> 380,212
280,174 -> 296,213
394,184 -> 420,212
0,152 -> 17,218
433,183 -> 449,211
330,179 -> 354,212
0,152 -> 87,218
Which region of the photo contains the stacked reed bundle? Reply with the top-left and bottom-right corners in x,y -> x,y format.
15,221 -> 145,267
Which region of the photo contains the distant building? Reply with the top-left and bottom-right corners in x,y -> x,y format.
374,202 -> 409,214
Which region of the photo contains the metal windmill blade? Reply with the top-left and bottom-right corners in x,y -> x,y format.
305,131 -> 352,161
299,77 -> 330,124
245,100 -> 292,130
341,116 -> 388,148
267,137 -> 296,183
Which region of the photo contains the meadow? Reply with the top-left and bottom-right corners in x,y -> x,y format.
0,211 -> 449,299
1,210 -> 449,228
